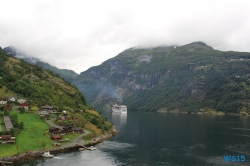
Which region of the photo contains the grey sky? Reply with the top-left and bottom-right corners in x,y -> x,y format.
0,0 -> 250,73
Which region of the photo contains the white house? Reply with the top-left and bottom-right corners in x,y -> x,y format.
0,98 -> 8,104
17,98 -> 26,104
41,106 -> 56,113
8,97 -> 16,102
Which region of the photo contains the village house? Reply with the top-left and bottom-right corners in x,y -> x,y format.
72,127 -> 84,134
57,116 -> 71,120
57,111 -> 70,120
62,126 -> 73,134
8,96 -> 16,102
2,104 -> 12,111
51,134 -> 62,140
39,110 -> 50,115
17,98 -> 26,104
20,102 -> 29,110
62,110 -> 67,116
0,135 -> 16,144
41,106 -> 56,113
49,127 -> 61,135
40,114 -> 50,120
0,98 -> 8,104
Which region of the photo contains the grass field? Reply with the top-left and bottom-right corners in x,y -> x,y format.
0,144 -> 18,157
0,86 -> 16,96
0,116 -> 6,131
0,111 -> 98,157
12,112 -> 54,153
0,112 -> 54,157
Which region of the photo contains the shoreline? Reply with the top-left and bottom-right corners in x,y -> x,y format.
157,110 -> 250,116
1,127 -> 119,164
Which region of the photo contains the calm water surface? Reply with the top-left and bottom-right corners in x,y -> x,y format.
19,111 -> 250,166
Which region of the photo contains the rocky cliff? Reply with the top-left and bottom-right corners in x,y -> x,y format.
73,42 -> 250,113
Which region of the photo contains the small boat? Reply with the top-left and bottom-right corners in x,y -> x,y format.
79,147 -> 85,151
86,146 -> 96,150
53,142 -> 61,146
41,151 -> 54,158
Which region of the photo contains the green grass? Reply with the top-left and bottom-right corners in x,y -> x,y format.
0,86 -> 16,96
9,112 -> 53,154
0,124 -> 6,131
62,133 -> 80,141
0,116 -> 6,132
0,144 -> 18,157
30,106 -> 39,111
54,133 -> 81,146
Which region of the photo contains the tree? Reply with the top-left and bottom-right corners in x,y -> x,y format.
4,110 -> 9,116
41,140 -> 46,150
10,128 -> 16,136
20,107 -> 25,114
19,122 -> 24,129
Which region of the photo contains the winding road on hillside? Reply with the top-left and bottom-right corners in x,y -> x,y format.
45,119 -> 63,129
61,129 -> 90,148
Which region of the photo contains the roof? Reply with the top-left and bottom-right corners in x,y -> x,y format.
3,104 -> 12,107
63,126 -> 72,130
1,135 -> 11,139
17,98 -> 26,100
49,127 -> 60,132
9,96 -> 17,99
21,102 -> 29,106
4,116 -> 13,131
42,106 -> 54,109
40,111 -> 49,115
52,134 -> 62,139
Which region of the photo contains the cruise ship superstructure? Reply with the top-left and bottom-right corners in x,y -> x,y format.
112,104 -> 127,113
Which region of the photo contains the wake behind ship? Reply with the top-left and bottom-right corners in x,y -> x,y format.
112,104 -> 127,113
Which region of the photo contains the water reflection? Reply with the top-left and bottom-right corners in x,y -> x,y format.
112,112 -> 127,129
16,112 -> 250,166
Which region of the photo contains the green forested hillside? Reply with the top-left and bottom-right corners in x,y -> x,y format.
36,61 -> 79,82
3,46 -> 79,81
0,47 -> 86,110
73,42 -> 250,113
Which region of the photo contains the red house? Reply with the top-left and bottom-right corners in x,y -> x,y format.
20,102 -> 29,110
51,134 -> 62,140
2,104 -> 12,111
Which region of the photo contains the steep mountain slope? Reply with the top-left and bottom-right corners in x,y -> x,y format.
73,42 -> 250,113
0,47 -> 86,110
0,47 -> 113,146
3,46 -> 79,81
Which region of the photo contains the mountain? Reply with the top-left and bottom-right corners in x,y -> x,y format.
73,42 -> 250,113
0,46 -> 113,138
0,46 -> 86,110
3,46 -> 79,81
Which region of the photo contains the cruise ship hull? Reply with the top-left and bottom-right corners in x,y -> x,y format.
112,104 -> 127,113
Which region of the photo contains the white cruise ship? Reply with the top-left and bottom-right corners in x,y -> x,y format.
112,104 -> 127,113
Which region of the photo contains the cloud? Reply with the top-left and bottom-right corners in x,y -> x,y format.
0,0 -> 250,73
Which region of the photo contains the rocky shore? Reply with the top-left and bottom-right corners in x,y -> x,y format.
1,127 -> 119,164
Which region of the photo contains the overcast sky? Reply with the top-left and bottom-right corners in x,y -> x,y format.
0,0 -> 250,73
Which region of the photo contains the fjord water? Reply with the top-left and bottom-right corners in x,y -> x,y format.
20,111 -> 250,166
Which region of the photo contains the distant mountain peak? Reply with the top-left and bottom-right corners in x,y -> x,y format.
3,46 -> 79,81
186,41 -> 214,50
4,46 -> 40,64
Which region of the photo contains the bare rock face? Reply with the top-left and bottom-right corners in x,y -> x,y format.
73,42 -> 250,113
180,81 -> 205,100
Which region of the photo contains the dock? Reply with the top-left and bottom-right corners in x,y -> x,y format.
0,160 -> 13,166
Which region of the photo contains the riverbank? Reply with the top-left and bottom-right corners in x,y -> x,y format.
0,127 -> 119,164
